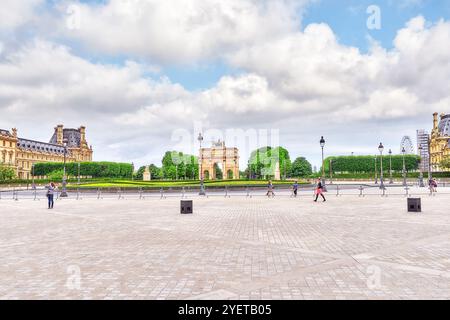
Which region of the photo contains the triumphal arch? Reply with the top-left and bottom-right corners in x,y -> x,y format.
199,140 -> 239,180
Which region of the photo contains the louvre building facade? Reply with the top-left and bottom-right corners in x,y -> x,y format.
0,125 -> 93,179
430,113 -> 450,171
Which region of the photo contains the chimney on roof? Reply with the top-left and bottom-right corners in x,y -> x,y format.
55,124 -> 64,145
79,126 -> 86,146
433,113 -> 439,130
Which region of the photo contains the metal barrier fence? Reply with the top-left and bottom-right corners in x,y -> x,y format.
1,183 -> 449,201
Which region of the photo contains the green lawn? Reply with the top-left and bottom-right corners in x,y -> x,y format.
68,179 -> 309,189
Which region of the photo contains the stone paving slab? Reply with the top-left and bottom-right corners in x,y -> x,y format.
0,193 -> 449,300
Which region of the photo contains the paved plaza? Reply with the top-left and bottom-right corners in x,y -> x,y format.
1,190 -> 450,300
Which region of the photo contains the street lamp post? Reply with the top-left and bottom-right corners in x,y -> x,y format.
60,139 -> 68,197
374,155 -> 378,185
418,145 -> 425,187
320,136 -> 327,192
402,147 -> 407,187
389,149 -> 393,184
378,143 -> 385,190
131,162 -> 134,181
198,133 -> 206,196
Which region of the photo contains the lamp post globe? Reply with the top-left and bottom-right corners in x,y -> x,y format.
378,142 -> 384,154
60,138 -> 69,197
198,133 -> 205,196
320,136 -> 325,149
378,143 -> 385,190
319,136 -> 327,192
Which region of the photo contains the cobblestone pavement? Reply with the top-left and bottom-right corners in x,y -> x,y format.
0,192 -> 449,300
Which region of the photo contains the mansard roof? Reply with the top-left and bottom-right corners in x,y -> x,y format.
49,128 -> 82,148
17,138 -> 66,155
439,114 -> 450,137
0,129 -> 13,137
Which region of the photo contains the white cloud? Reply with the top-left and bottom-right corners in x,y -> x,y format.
55,0 -> 307,64
0,0 -> 43,29
0,40 -> 188,163
226,16 -> 450,122
1,0 -> 450,167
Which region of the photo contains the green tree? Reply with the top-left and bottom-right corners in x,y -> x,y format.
48,170 -> 64,181
161,151 -> 198,180
135,164 -> 162,180
214,163 -> 223,180
184,155 -> 199,180
149,164 -> 163,179
135,166 -> 146,180
247,146 -> 292,179
0,164 -> 15,181
162,151 -> 178,179
290,157 -> 313,177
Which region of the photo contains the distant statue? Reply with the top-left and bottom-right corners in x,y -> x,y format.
143,166 -> 151,181
274,162 -> 281,181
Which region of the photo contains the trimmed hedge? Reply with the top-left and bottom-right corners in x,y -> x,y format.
324,155 -> 420,173
33,162 -> 133,178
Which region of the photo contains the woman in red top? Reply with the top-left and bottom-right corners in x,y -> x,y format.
314,178 -> 326,202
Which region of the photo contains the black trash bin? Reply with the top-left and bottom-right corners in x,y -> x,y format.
181,200 -> 193,214
407,198 -> 421,213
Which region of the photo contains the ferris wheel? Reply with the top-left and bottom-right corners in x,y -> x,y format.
400,136 -> 415,154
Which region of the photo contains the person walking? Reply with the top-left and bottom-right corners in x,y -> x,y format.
266,180 -> 275,198
314,178 -> 326,202
432,178 -> 438,193
293,181 -> 299,198
429,178 -> 437,194
46,182 -> 56,209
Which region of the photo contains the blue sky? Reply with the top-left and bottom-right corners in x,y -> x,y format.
303,0 -> 450,50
